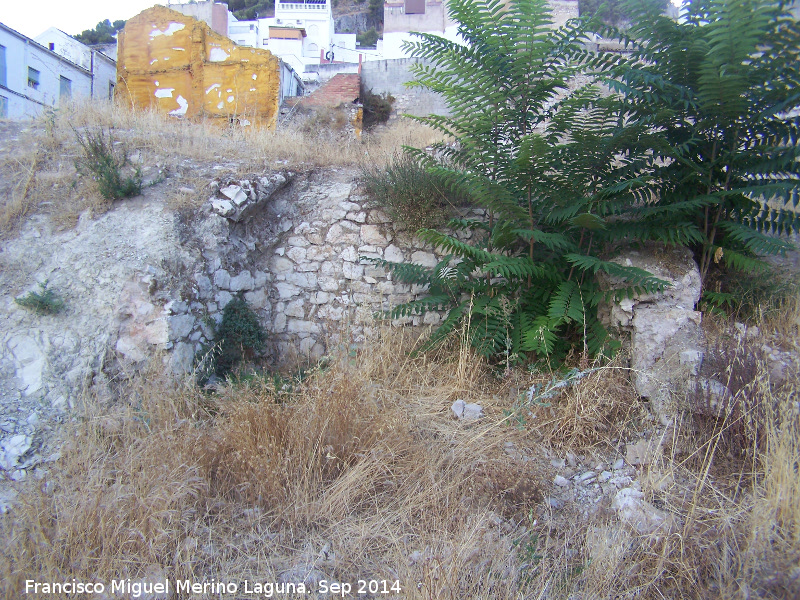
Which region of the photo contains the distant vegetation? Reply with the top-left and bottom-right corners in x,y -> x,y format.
356,27 -> 380,47
578,0 -> 667,26
229,0 -> 275,20
73,19 -> 126,45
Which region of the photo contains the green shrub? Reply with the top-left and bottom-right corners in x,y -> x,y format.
609,0 -> 799,284
361,88 -> 394,129
366,0 -> 798,366
369,0 -> 669,365
74,127 -> 142,200
357,28 -> 380,48
15,281 -> 64,315
362,154 -> 471,231
211,296 -> 267,378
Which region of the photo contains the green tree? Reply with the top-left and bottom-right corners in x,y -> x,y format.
74,19 -> 126,45
608,0 -> 800,283
369,0 -> 798,364
369,0 -> 670,364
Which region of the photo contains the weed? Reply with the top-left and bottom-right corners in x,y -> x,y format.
73,127 -> 142,200
361,88 -> 394,129
362,153 -> 470,231
14,281 -> 65,315
201,296 -> 267,379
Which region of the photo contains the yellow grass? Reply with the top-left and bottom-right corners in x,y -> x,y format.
0,99 -> 444,234
1,315 -> 797,599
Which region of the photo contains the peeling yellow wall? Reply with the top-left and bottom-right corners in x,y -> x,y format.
116,6 -> 281,128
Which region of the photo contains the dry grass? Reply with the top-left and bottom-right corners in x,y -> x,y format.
0,99 -> 445,235
1,311 -> 797,599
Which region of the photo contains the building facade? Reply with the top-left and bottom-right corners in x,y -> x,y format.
117,6 -> 301,128
0,22 -> 102,119
34,28 -> 118,101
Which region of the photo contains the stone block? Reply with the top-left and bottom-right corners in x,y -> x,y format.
229,271 -> 254,291
194,274 -> 212,299
325,224 -> 359,245
287,319 -> 321,334
244,289 -> 268,310
285,300 -> 305,318
361,224 -> 390,246
213,269 -> 231,289
318,277 -> 339,292
411,251 -> 437,268
286,272 -> 318,289
342,262 -> 364,280
384,244 -> 404,263
215,291 -> 234,309
169,314 -> 196,340
340,246 -> 358,262
275,282 -> 301,299
288,236 -> 310,248
271,257 -> 294,274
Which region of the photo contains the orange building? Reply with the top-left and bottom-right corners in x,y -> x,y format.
116,5 -> 292,128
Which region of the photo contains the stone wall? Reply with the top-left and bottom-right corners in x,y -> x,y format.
158,168 -> 473,370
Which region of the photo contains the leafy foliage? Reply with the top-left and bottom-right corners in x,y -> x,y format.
15,281 -> 64,315
74,19 -> 125,45
229,0 -> 275,20
578,0 -> 666,26
357,28 -> 380,48
206,296 -> 268,379
379,0 -> 677,364
605,0 -> 800,283
360,88 -> 394,129
74,128 -> 142,201
376,0 -> 797,365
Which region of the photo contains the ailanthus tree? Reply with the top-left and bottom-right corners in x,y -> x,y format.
368,0 -> 798,364
607,0 -> 800,284
368,0 -> 671,364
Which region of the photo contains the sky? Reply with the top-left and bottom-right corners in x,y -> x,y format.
1,1 -> 167,39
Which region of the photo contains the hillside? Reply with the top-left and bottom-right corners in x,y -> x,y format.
0,99 -> 798,599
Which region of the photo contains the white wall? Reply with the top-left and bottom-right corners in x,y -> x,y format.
0,23 -> 93,119
228,21 -> 259,47
34,27 -> 118,101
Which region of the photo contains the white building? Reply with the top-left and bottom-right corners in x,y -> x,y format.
34,28 -> 118,101
0,22 -> 104,119
231,0 -> 358,78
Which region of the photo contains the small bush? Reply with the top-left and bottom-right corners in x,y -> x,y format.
212,296 -> 267,378
361,88 -> 394,129
362,153 -> 470,231
74,127 -> 142,200
14,281 -> 64,315
357,28 -> 380,48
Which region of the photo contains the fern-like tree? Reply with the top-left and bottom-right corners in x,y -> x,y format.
368,0 -> 671,364
608,0 -> 800,283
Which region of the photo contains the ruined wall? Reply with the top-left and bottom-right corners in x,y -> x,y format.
117,6 -> 282,128
149,169 -> 479,370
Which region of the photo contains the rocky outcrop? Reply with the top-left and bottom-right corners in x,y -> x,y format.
600,244 -> 705,422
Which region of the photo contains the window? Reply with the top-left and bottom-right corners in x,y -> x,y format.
0,45 -> 6,87
0,95 -> 7,118
49,42 -> 55,51
28,67 -> 40,90
108,81 -> 115,99
405,0 -> 426,14
59,75 -> 71,98
249,24 -> 255,30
